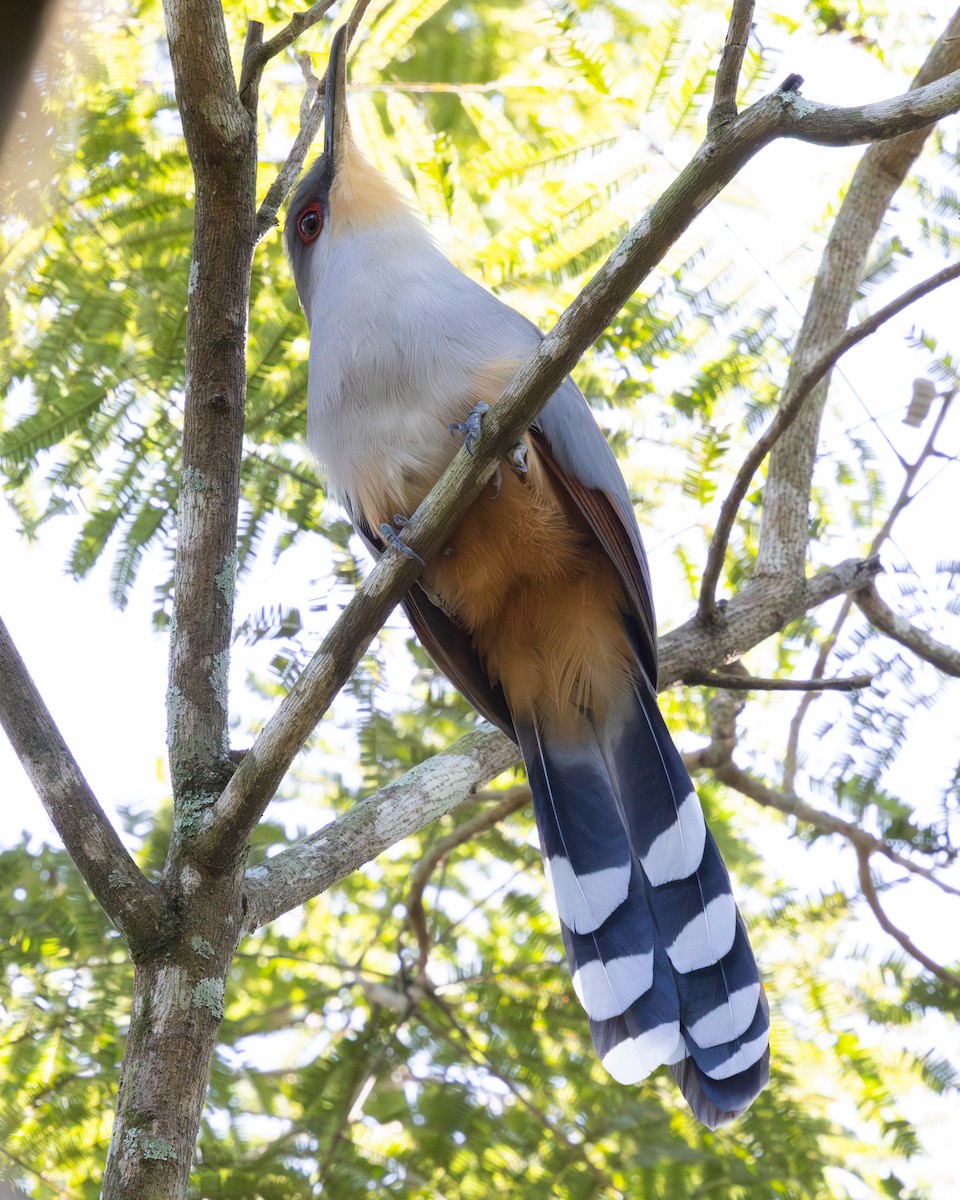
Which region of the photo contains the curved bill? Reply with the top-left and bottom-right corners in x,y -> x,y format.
324,26 -> 348,175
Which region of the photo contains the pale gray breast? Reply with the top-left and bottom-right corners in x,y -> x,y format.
302,228 -> 537,517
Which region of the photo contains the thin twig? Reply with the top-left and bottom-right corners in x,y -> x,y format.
0,615 -> 171,953
783,385 -> 956,788
698,260 -> 960,623
683,668 -> 872,692
255,0 -> 374,238
856,846 -> 960,987
405,787 -> 530,966
256,55 -> 324,239
856,583 -> 960,678
344,0 -> 374,43
710,0 -> 755,129
239,1 -> 337,102
714,759 -> 960,899
431,864 -> 530,951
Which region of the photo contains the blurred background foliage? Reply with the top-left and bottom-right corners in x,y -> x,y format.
1,0 -> 959,1196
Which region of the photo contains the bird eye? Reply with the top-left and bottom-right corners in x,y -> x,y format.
297,203 -> 323,244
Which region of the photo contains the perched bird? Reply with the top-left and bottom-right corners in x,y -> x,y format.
286,28 -> 769,1128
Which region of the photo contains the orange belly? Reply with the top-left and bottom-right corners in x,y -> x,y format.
420,443 -> 636,728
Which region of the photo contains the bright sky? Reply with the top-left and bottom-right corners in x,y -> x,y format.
2,3 -> 960,1195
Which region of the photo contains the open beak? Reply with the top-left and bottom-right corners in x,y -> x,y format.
323,26 -> 349,178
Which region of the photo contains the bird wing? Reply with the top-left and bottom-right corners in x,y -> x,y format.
402,586 -> 517,739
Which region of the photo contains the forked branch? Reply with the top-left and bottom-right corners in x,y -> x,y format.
239,1 -> 337,102
715,760 -> 960,901
710,0 -> 755,128
255,0 -> 375,237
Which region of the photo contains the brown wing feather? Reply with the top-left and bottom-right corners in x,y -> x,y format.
402,588 -> 516,738
350,512 -> 517,740
527,425 -> 659,686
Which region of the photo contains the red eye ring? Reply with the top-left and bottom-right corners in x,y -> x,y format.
297,203 -> 323,244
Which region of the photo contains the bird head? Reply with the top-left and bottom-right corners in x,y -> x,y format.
284,27 -> 419,320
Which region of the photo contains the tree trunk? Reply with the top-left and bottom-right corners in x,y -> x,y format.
100,868 -> 243,1199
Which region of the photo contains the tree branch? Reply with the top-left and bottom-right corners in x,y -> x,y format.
856,846 -> 960,987
683,668 -> 872,692
238,19 -> 264,117
256,54 -> 323,239
255,0 -> 375,239
682,689 -> 960,906
699,260 -> 960,621
714,759 -> 960,899
775,66 -> 960,145
658,555 -> 882,686
239,1 -> 337,103
710,0 -> 754,129
856,582 -> 960,677
163,0 -> 259,817
160,0 -> 251,151
0,615 -> 171,953
103,4 -> 264,1192
344,0 -> 374,43
240,727 -> 521,933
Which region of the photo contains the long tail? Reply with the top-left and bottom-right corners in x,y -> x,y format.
516,683 -> 769,1128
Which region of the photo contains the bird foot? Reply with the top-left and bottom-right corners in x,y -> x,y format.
507,440 -> 528,476
378,518 -> 423,564
492,440 -> 528,496
449,401 -> 490,454
450,402 -> 528,494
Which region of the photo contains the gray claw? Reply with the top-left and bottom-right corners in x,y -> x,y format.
508,439 -> 528,476
491,466 -> 502,498
449,401 -> 490,454
379,522 -> 424,564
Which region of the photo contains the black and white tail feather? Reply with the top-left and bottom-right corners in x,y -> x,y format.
516,681 -> 769,1128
